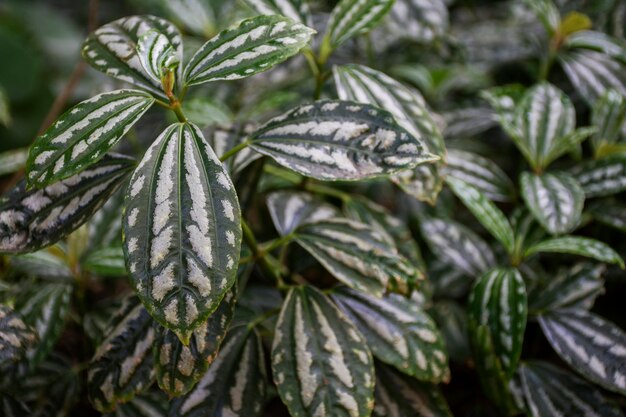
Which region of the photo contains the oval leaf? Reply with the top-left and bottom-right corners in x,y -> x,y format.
242,0 -> 312,25
559,51 -> 626,104
324,0 -> 395,50
267,190 -> 339,236
0,305 -> 37,367
137,30 -> 180,84
570,155 -> 626,198
590,90 -> 626,155
524,236 -> 624,267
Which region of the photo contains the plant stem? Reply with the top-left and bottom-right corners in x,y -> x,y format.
219,140 -> 251,162
305,182 -> 351,201
241,218 -> 287,288
259,234 -> 294,254
247,307 -> 281,330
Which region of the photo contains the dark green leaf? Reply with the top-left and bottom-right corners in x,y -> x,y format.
11,249 -> 72,279
430,301 -> 471,363
323,0 -> 395,50
83,246 -> 127,276
267,190 -> 339,236
0,395 -> 30,417
525,236 -> 624,267
0,305 -> 37,367
570,155 -> 626,198
589,201 -> 626,232
559,51 -> 626,104
107,392 -> 168,417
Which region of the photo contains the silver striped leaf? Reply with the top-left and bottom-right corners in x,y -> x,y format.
520,171 -> 584,235
203,124 -> 261,176
589,201 -> 626,232
267,190 -> 339,236
82,16 -> 183,100
332,287 -> 449,382
123,123 -> 241,344
0,148 -> 28,177
323,0 -> 395,50
169,325 -> 267,417
333,64 -> 445,156
11,250 -> 72,279
419,217 -> 496,277
381,0 -> 449,44
106,392 -> 168,417
159,0 -> 216,38
183,15 -> 314,86
520,361 -> 623,417
87,186 -> 125,251
83,246 -> 127,276
446,176 -> 515,254
249,100 -> 438,181
271,286 -> 375,417
137,30 -> 180,84
154,287 -> 236,397
442,107 -> 499,140
564,31 -> 626,64
524,236 -> 625,267
242,0 -> 312,25
26,89 -> 150,187
590,90 -> 626,155
294,218 -> 417,296
373,361 -> 453,417
0,154 -> 135,254
529,263 -> 605,314
0,305 -> 37,367
524,0 -> 560,34
443,148 -> 515,202
468,268 -> 527,377
392,163 -> 444,205
538,309 -> 626,395
570,155 -> 626,198
88,299 -> 156,412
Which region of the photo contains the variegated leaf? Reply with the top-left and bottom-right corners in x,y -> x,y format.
0,148 -> 28,177
323,0 -> 395,50
169,325 -> 267,417
525,236 -> 624,267
382,0 -> 449,44
0,305 -> 37,367
442,107 -> 498,140
272,286 -> 375,417
123,123 -> 241,343
539,309 -> 626,395
294,218 -> 417,296
589,201 -> 626,232
559,51 -> 626,104
267,191 -> 339,236
137,30 -> 180,84
88,187 -> 125,251
468,268 -> 527,376
570,155 -> 626,198
0,154 -> 135,254
419,217 -> 496,277
242,0 -> 312,25
88,300 -> 156,412
83,246 -> 127,276
11,249 -> 72,279
373,361 -> 452,417
564,30 -> 626,64
332,287 -> 449,382
203,124 -> 261,176
443,148 -> 515,202
520,361 -> 623,417
524,0 -> 560,34
446,176 -> 515,254
183,15 -> 314,86
154,287 -> 236,397
333,64 -> 445,156
520,171 -> 584,235
392,163 -> 444,205
82,16 -> 183,100
248,100 -> 438,181
590,90 -> 626,155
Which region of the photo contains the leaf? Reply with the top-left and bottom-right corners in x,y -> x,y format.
123,123 -> 242,343
0,86 -> 10,127
248,100 -> 438,181
443,148 -> 515,202
419,217 -> 496,277
557,12 -> 592,37
202,124 -> 260,176
0,394 -> 30,416
520,171 -> 584,235
392,163 -> 444,205
564,30 -> 626,63
154,287 -> 236,397
430,301 -> 471,363
590,90 -> 626,155
242,0 -> 312,25
589,201 -> 626,232
468,268 -> 527,376
83,246 -> 127,276
570,155 -> 626,198
169,325 -> 267,417
323,0 -> 395,50
538,309 -> 626,395
137,29 -> 180,84
0,148 -> 28,177
88,300 -> 156,412
524,0 -> 561,34
159,0 -> 216,38
373,361 -> 453,417
559,51 -> 626,104
107,392 -> 168,417
294,218 -> 417,296
11,249 -> 72,279
0,154 -> 135,254
525,236 -> 624,267
271,286 -> 375,417
26,90 -> 153,187
332,287 -> 449,382
182,98 -> 232,129
382,0 -> 449,44
446,176 -> 515,254
0,305 -> 37,367
183,15 -> 314,86
87,187 -> 125,251
520,361 -> 623,417
267,191 -> 339,236
82,15 -> 183,100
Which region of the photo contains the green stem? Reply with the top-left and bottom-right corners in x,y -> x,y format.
305,182 -> 351,201
171,101 -> 187,123
259,234 -> 294,255
219,140 -> 251,162
241,218 -> 287,288
247,307 -> 281,330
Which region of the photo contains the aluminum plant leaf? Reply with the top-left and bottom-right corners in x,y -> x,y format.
0,154 -> 135,254
11,249 -> 72,279
589,201 -> 626,232
123,123 -> 241,343
524,0 -> 560,34
323,0 -> 395,50
419,217 -> 496,277
0,305 -> 37,367
332,287 -> 449,382
183,15 -> 314,86
137,30 -> 180,84
242,0 -> 312,25
82,15 -> 183,100
248,100 -> 438,181
590,90 -> 626,154
87,300 -> 156,412
27,90 -> 153,187
468,268 -> 527,376
267,190 -> 339,236
525,236 -> 624,267
392,163 -> 444,205
559,51 -> 626,104
271,286 -> 375,417
203,124 -> 261,175
381,0 -> 449,45
169,325 -> 267,417
446,176 -> 515,254
520,361 -> 623,417
564,31 -> 626,64
538,309 -> 626,395
520,171 -> 584,235
0,148 -> 28,177
154,287 -> 236,397
83,246 -> 127,276
443,148 -> 515,202
570,155 -> 626,198
373,362 -> 453,417
87,187 -> 125,251
294,218 -> 417,297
